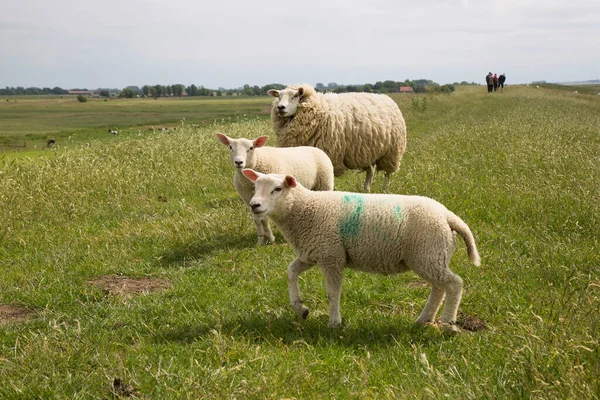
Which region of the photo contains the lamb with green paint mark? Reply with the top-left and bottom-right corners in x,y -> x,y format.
242,169 -> 481,332
216,133 -> 334,245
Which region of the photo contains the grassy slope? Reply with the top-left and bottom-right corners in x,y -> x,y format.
0,86 -> 598,398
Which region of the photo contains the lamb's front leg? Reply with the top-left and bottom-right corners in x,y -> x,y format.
260,217 -> 275,244
321,264 -> 344,328
252,213 -> 275,245
287,257 -> 314,319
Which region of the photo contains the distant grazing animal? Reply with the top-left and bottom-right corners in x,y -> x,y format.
242,170 -> 480,332
216,133 -> 334,245
269,83 -> 407,192
108,129 -> 119,135
46,138 -> 56,147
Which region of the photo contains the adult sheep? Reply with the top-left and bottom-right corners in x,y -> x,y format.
268,84 -> 407,192
242,169 -> 481,332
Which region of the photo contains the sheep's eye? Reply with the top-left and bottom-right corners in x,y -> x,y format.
229,145 -> 232,150
248,146 -> 253,152
272,187 -> 282,194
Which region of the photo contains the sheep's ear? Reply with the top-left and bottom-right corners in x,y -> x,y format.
298,85 -> 314,99
254,136 -> 269,148
242,169 -> 262,182
267,89 -> 279,98
284,175 -> 297,188
216,133 -> 230,145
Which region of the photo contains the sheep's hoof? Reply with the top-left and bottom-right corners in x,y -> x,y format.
328,319 -> 342,328
440,322 -> 461,334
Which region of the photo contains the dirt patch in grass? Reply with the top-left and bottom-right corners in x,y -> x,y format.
88,275 -> 171,298
457,315 -> 487,332
0,304 -> 34,325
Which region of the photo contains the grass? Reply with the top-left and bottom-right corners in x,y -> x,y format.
0,95 -> 272,153
0,86 -> 599,398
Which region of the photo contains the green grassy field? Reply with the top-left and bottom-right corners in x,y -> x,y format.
0,96 -> 272,152
0,86 -> 598,398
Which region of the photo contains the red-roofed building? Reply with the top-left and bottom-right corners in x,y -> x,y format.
399,86 -> 414,93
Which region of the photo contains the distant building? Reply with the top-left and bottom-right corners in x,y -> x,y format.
399,86 -> 414,93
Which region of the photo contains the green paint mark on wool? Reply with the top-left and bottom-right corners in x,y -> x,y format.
393,205 -> 403,221
340,195 -> 364,239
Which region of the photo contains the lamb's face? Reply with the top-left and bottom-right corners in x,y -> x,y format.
216,134 -> 268,169
269,88 -> 301,117
228,138 -> 257,169
243,170 -> 297,216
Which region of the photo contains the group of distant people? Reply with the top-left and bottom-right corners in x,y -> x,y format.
486,72 -> 506,93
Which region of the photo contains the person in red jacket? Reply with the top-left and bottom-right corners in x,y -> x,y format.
493,73 -> 499,92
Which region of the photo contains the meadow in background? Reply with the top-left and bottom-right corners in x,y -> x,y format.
0,85 -> 598,398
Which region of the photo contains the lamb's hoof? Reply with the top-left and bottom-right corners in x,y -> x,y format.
440,322 -> 461,334
328,319 -> 342,329
415,318 -> 431,326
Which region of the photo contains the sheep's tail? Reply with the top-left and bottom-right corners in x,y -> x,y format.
446,211 -> 481,266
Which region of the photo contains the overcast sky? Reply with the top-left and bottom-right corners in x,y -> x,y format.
1,0 -> 599,89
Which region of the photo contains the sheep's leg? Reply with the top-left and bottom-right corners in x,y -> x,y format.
416,284 -> 445,325
363,164 -> 375,193
439,271 -> 463,331
261,218 -> 275,244
252,215 -> 266,245
321,264 -> 344,328
383,172 -> 392,191
288,257 -> 314,319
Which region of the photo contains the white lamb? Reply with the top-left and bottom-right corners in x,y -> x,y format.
242,169 -> 481,332
216,133 -> 334,245
268,84 -> 407,192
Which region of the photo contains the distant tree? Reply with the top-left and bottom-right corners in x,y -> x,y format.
327,82 -> 338,89
99,90 -> 110,98
51,87 -> 67,95
76,94 -> 87,103
119,88 -> 134,98
187,84 -> 198,96
315,83 -> 325,91
142,85 -> 150,96
242,84 -> 254,96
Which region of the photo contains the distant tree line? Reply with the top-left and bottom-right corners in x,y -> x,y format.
1,86 -> 69,95
1,80 -> 480,98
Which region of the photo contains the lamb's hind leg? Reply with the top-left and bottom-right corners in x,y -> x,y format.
288,257 -> 314,319
416,284 -> 445,325
414,260 -> 463,332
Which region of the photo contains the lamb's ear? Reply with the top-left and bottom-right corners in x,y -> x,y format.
242,169 -> 263,182
254,136 -> 269,148
284,175 -> 297,188
216,133 -> 230,145
267,89 -> 279,98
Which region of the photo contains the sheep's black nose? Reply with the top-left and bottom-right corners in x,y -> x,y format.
234,161 -> 243,167
277,105 -> 285,111
250,203 -> 261,210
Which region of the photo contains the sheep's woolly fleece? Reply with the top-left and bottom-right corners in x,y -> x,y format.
243,170 -> 480,331
270,84 -> 407,190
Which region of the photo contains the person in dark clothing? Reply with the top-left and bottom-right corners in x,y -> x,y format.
486,72 -> 494,93
498,73 -> 506,91
493,73 -> 498,91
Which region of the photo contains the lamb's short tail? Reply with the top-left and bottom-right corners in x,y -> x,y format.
446,211 -> 481,266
